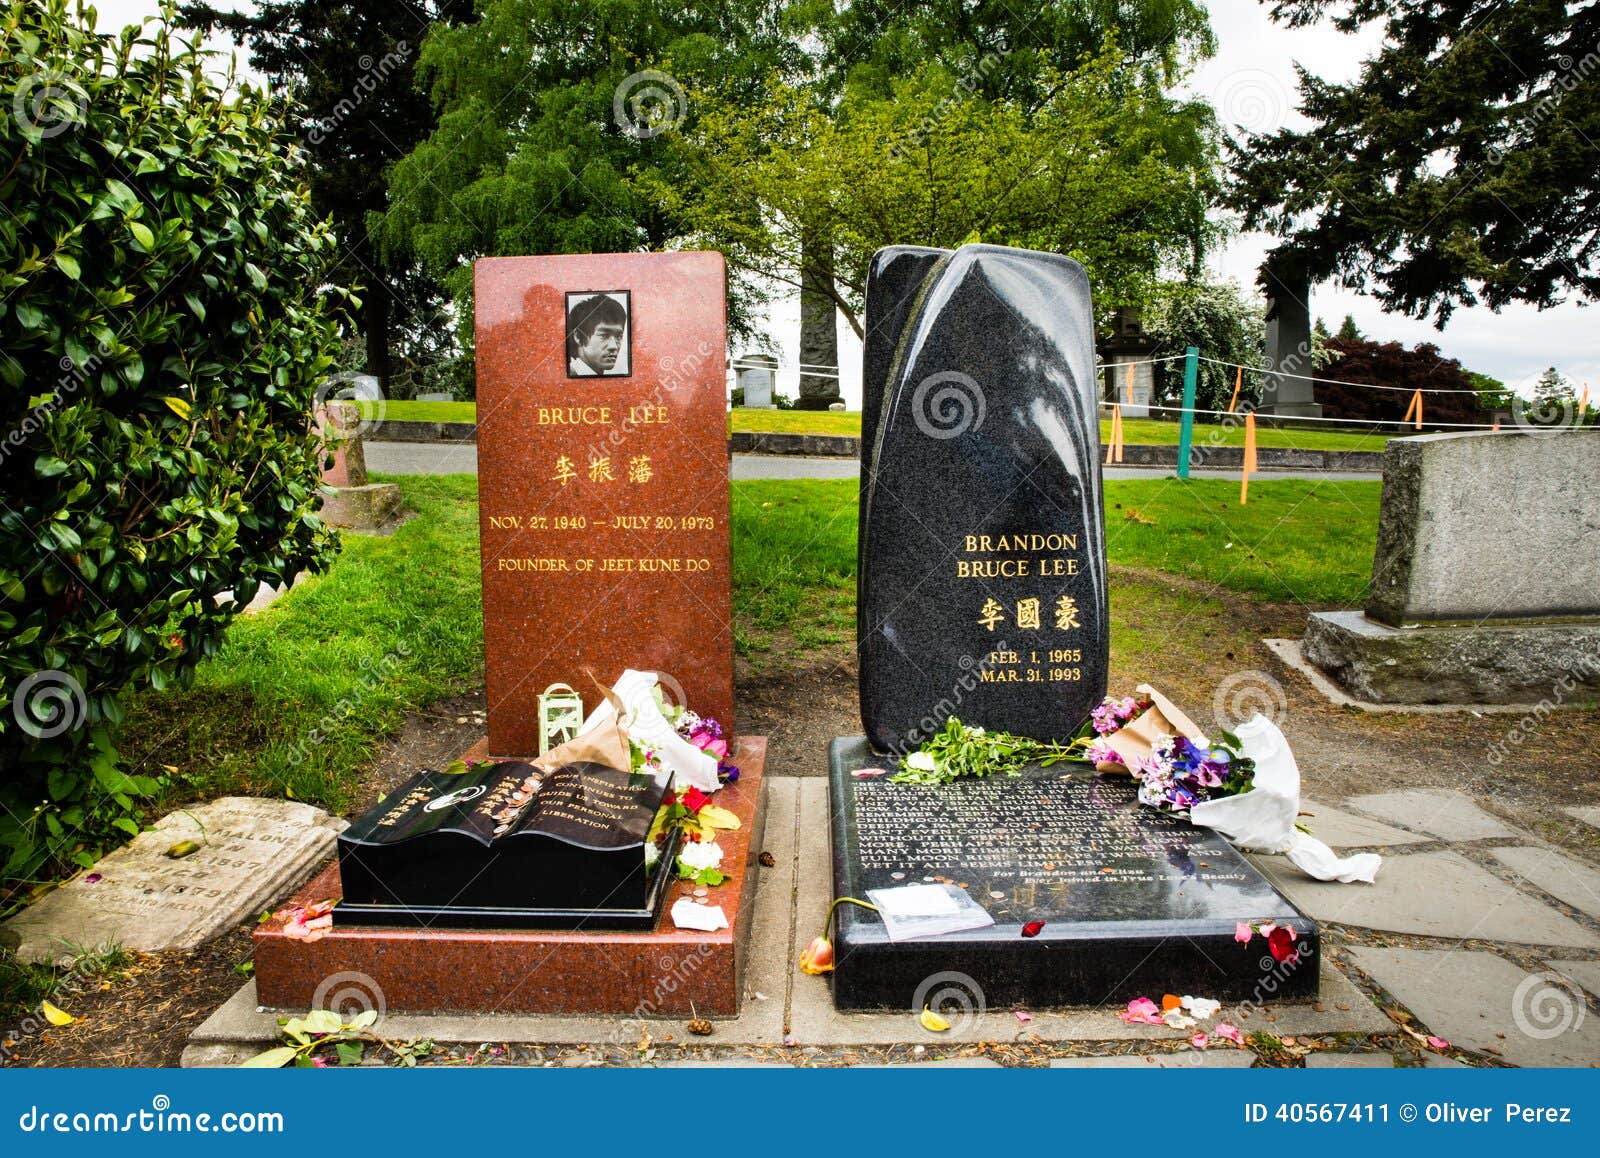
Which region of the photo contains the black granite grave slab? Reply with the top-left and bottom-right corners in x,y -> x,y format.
858,244 -> 1109,754
335,762 -> 678,930
827,737 -> 1319,1010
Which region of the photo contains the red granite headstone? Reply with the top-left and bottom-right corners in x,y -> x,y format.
474,252 -> 733,755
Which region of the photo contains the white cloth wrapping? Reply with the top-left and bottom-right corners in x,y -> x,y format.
1188,714 -> 1381,884
576,669 -> 720,792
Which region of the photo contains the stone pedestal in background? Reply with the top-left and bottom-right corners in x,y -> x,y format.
1261,263 -> 1322,419
316,400 -> 403,533
1303,431 -> 1600,703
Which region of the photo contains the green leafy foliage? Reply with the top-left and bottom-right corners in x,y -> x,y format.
0,1 -> 350,878
378,0 -> 801,340
663,44 -> 1222,331
1230,0 -> 1600,323
1141,281 -> 1266,411
891,716 -> 1080,786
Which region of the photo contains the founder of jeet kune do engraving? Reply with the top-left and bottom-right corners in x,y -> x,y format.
566,291 -> 631,377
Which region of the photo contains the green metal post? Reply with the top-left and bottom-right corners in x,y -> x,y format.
1176,346 -> 1199,479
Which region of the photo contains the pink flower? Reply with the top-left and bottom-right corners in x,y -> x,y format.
690,730 -> 729,760
1190,1032 -> 1209,1050
1235,922 -> 1253,943
1215,1023 -> 1244,1046
1118,997 -> 1166,1026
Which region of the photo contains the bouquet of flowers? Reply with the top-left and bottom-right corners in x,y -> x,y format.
1069,686 -> 1255,818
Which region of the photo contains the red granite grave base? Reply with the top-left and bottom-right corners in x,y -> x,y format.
254,738 -> 766,1017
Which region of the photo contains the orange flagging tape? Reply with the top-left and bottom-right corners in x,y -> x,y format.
1402,389 -> 1424,429
1228,366 -> 1242,413
1105,404 -> 1125,464
1240,411 -> 1257,505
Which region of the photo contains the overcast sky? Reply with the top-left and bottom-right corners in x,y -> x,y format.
92,0 -> 1596,407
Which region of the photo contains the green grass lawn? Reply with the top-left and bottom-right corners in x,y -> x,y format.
118,474 -> 484,817
107,474 -> 1386,809
363,400 -> 1396,453
1104,478 -> 1380,606
361,399 -> 477,424
729,408 -> 863,436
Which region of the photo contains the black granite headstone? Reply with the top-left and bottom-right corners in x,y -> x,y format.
828,739 -> 1318,1009
335,761 -> 678,930
858,244 -> 1108,754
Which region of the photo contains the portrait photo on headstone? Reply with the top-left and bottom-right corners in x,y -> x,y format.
565,290 -> 632,377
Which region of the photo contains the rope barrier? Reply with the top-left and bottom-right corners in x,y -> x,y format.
1093,398 -> 1599,431
1193,355 -> 1484,394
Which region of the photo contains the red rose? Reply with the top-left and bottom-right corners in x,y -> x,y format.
679,786 -> 710,814
1267,924 -> 1298,964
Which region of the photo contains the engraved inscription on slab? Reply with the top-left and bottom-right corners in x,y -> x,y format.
848,768 -> 1273,926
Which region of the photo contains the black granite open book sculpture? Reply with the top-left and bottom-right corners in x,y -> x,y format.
335,760 -> 676,930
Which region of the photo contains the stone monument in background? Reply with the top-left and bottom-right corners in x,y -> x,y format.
1303,430 -> 1600,703
1259,254 -> 1322,419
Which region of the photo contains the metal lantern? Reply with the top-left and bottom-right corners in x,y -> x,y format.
537,682 -> 584,755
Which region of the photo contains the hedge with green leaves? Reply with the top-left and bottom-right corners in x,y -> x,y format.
0,1 -> 349,877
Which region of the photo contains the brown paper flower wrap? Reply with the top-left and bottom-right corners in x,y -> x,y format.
1095,683 -> 1210,775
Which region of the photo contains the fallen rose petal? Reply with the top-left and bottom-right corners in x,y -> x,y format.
1184,996 -> 1222,1020
1427,1036 -> 1450,1051
1267,924 -> 1299,964
1235,922 -> 1252,943
1119,997 -> 1165,1026
1021,920 -> 1045,938
1162,1009 -> 1196,1030
84,873 -> 102,884
1014,1011 -> 1033,1023
1161,994 -> 1182,1011
1190,1032 -> 1209,1049
1215,1023 -> 1244,1046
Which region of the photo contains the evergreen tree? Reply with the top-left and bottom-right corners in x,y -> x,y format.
1230,0 -> 1600,324
1336,313 -> 1363,340
182,1 -> 475,391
